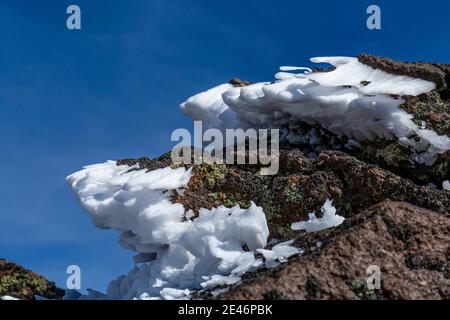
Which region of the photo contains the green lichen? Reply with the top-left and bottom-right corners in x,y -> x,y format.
0,273 -> 50,298
282,184 -> 304,204
169,163 -> 180,169
210,191 -> 251,209
274,224 -> 295,240
200,162 -> 228,188
0,258 -> 65,300
363,142 -> 410,167
258,197 -> 280,220
350,280 -> 377,300
400,90 -> 450,136
433,159 -> 450,179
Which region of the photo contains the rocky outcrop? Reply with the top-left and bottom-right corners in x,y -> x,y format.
224,55 -> 450,185
217,201 -> 450,300
357,54 -> 450,89
119,147 -> 450,241
6,148 -> 450,300
0,259 -> 64,300
76,54 -> 450,299
5,54 -> 450,300
117,140 -> 450,300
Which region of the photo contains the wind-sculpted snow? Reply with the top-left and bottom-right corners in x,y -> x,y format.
1,295 -> 19,300
181,56 -> 450,165
106,204 -> 272,300
291,200 -> 345,233
64,56 -> 450,300
66,162 -> 300,300
67,161 -> 193,253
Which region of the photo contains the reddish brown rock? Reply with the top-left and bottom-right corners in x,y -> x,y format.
218,201 -> 450,300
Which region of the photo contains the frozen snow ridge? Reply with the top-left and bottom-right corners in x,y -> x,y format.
1,295 -> 20,300
181,56 -> 450,165
291,199 -> 345,233
443,180 -> 450,191
66,162 -> 300,300
66,161 -> 193,253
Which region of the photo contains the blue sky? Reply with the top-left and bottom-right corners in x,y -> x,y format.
1,0 -> 449,293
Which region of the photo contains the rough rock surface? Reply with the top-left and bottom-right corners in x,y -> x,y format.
354,55 -> 450,184
218,201 -> 450,300
0,259 -> 64,300
119,147 -> 450,241
358,54 -> 450,89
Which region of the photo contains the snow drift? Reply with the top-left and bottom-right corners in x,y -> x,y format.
181,56 -> 450,165
66,162 -> 300,299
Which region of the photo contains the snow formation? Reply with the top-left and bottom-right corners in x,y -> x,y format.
181,56 -> 450,165
67,161 -> 192,253
257,240 -> 304,268
67,161 -> 300,300
1,295 -> 19,300
443,180 -> 450,191
291,200 -> 345,233
66,55 -> 450,300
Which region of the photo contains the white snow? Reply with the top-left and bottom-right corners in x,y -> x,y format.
291,199 -> 345,233
257,240 -> 303,268
181,56 -> 450,165
104,202 -> 295,300
279,66 -> 312,72
67,162 -> 300,300
180,83 -> 239,131
1,295 -> 19,300
66,161 -> 193,253
443,180 -> 450,191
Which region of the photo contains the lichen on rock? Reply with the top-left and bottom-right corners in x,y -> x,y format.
121,147 -> 450,242
0,259 -> 64,300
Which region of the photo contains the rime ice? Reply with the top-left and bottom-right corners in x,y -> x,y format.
64,55 -> 450,300
443,180 -> 450,191
181,56 -> 450,165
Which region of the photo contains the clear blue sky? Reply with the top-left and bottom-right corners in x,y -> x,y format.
1,0 -> 449,293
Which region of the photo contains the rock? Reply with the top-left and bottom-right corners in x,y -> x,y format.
217,200 -> 450,300
226,56 -> 450,185
358,54 -> 450,89
16,142 -> 450,300
118,147 -> 450,241
53,54 -> 450,300
228,78 -> 252,87
0,259 -> 65,300
116,57 -> 450,299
